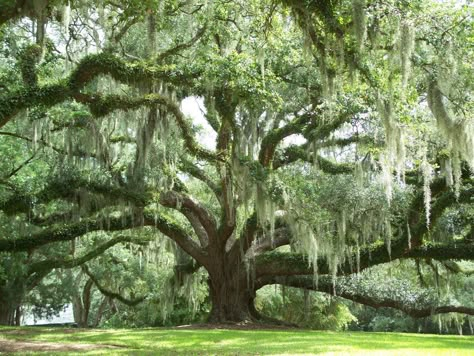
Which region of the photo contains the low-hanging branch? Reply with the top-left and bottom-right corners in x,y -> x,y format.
265,275 -> 474,318
0,207 -> 201,262
82,265 -> 147,307
0,175 -> 152,216
255,184 -> 474,278
25,233 -> 152,290
26,233 -> 152,276
0,215 -> 147,252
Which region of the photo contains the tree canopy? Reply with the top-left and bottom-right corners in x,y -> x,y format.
0,0 -> 473,326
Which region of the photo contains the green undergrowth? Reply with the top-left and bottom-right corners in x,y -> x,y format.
0,326 -> 473,355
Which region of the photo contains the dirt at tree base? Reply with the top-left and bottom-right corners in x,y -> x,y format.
0,339 -> 123,353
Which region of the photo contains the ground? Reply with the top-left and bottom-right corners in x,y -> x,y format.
0,326 -> 473,355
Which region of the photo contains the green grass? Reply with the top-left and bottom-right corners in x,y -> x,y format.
1,326 -> 473,355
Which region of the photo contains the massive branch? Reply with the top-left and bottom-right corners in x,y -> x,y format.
159,190 -> 218,245
0,207 -> 206,267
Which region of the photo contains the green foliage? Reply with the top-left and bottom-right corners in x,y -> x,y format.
256,285 -> 356,330
0,0 -> 473,328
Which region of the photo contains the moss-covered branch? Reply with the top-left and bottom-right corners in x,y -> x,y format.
264,275 -> 474,318
26,234 -> 152,275
0,215 -> 145,252
406,243 -> 474,261
273,143 -> 354,173
255,184 -> 474,278
0,52 -> 198,129
0,175 -> 151,216
0,207 -> 206,266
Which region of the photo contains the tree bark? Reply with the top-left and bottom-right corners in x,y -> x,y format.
0,300 -> 16,326
0,288 -> 23,326
207,275 -> 255,323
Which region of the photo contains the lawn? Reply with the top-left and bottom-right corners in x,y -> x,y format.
0,326 -> 473,355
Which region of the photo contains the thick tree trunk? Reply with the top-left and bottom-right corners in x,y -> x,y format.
0,301 -> 16,326
208,283 -> 254,322
0,289 -> 22,326
206,266 -> 257,323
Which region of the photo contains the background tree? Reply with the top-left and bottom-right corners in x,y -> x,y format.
0,0 -> 473,325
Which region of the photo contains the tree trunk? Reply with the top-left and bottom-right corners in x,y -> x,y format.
0,301 -> 16,326
0,288 -> 23,326
206,268 -> 256,323
73,278 -> 94,327
14,306 -> 21,325
93,296 -> 109,327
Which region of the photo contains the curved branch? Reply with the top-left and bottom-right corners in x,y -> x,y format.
82,265 -> 146,306
252,227 -> 291,255
159,190 -> 218,241
26,234 -> 152,276
0,215 -> 145,252
179,159 -> 221,201
143,212 -> 207,265
259,114 -> 311,167
0,52 -> 198,129
156,25 -> 207,62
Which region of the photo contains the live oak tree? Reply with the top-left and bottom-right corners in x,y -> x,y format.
0,0 -> 473,325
